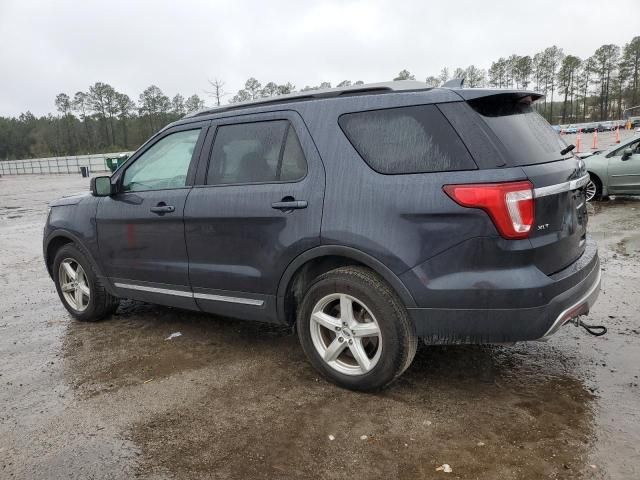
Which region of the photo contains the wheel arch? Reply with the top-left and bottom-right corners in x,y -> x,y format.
44,230 -> 107,282
276,246 -> 416,325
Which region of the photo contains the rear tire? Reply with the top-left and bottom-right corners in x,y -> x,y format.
586,173 -> 602,201
296,266 -> 417,391
53,243 -> 119,321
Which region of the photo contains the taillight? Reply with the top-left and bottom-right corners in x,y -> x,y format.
443,181 -> 535,239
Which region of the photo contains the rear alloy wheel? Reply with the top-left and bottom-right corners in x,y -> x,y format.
297,266 -> 417,391
309,293 -> 382,376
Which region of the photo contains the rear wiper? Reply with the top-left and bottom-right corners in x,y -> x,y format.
560,144 -> 575,156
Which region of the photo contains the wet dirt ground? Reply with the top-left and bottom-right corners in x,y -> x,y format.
1,174 -> 639,479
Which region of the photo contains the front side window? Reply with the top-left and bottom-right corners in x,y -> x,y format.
122,129 -> 201,192
207,120 -> 308,185
611,138 -> 640,157
339,105 -> 476,174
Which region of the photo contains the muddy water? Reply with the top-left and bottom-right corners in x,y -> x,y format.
1,175 -> 639,479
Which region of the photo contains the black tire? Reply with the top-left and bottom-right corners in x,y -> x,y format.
296,266 -> 417,392
53,243 -> 119,321
586,173 -> 603,201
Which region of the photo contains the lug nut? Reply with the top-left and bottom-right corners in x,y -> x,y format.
335,326 -> 341,331
338,337 -> 344,343
348,339 -> 353,345
343,322 -> 348,327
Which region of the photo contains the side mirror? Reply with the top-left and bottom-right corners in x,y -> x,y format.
622,148 -> 633,160
90,176 -> 113,196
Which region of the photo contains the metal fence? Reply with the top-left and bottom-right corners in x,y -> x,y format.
0,152 -> 133,176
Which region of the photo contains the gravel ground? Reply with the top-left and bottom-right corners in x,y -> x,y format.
1,174 -> 639,479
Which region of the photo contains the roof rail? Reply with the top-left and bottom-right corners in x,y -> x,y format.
185,81 -> 432,118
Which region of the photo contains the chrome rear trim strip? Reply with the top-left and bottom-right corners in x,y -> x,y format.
542,267 -> 601,338
114,282 -> 264,306
533,174 -> 590,198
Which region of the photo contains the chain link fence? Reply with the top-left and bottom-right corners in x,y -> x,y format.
0,152 -> 133,176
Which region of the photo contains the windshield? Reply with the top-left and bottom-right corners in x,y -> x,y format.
469,95 -> 571,166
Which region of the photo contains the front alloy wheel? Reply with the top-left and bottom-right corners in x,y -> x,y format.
52,243 -> 119,321
58,258 -> 90,311
585,179 -> 597,202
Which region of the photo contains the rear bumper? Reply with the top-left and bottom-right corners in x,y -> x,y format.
407,238 -> 601,344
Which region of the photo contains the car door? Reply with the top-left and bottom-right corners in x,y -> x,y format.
97,122 -> 208,309
184,111 -> 325,322
607,137 -> 640,194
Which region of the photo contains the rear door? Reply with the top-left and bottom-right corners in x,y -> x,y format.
97,122 -> 208,308
184,111 -> 325,322
607,137 -> 640,194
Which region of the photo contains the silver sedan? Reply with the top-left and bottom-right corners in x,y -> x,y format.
583,135 -> 640,201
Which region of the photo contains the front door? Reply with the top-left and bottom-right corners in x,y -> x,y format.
608,137 -> 640,194
184,112 -> 325,322
97,123 -> 208,308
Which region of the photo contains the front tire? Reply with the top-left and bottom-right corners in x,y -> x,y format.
297,266 -> 417,391
53,243 -> 119,321
585,173 -> 602,202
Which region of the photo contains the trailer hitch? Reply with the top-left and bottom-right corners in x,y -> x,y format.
573,317 -> 607,336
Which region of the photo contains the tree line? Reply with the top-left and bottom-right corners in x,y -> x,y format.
0,83 -> 205,160
421,36 -> 640,124
1,36 -> 638,161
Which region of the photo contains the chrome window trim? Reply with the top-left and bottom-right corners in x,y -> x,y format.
114,282 -> 264,306
533,174 -> 590,198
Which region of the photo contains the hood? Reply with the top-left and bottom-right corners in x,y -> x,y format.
49,191 -> 91,207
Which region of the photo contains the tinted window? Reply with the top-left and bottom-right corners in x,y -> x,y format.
338,105 -> 476,174
122,129 -> 200,192
207,120 -> 307,185
468,95 -> 570,166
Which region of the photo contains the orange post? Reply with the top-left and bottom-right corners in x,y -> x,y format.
615,126 -> 621,143
592,129 -> 598,149
576,129 -> 582,153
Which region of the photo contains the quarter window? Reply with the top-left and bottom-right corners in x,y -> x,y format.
207,120 -> 308,185
339,105 -> 476,174
122,129 -> 201,192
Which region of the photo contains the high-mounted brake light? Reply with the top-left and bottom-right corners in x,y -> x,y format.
443,181 -> 535,240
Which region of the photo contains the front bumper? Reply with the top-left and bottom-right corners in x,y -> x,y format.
407,240 -> 601,344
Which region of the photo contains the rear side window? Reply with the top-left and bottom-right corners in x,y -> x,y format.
338,105 -> 476,174
468,95 -> 570,166
207,120 -> 307,185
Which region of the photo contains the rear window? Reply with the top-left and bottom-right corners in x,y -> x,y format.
338,105 -> 476,174
468,95 -> 571,166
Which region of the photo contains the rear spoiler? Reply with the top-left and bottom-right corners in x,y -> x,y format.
440,79 -> 544,102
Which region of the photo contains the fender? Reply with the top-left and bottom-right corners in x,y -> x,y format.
276,245 -> 417,323
44,229 -> 117,296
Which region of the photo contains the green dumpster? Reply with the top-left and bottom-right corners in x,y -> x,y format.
105,153 -> 129,173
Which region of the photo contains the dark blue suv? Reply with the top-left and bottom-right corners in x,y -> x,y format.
44,81 -> 601,391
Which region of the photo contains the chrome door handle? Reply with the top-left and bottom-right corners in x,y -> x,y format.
150,204 -> 175,214
271,200 -> 308,210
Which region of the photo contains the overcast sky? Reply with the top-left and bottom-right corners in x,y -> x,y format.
0,0 -> 637,116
